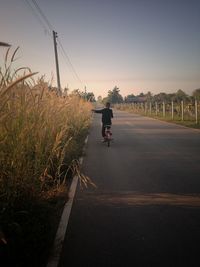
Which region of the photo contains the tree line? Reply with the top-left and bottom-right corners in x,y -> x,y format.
57,86 -> 200,104
101,86 -> 200,104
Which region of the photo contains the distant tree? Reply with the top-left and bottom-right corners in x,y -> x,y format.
85,92 -> 96,102
97,96 -> 103,103
145,91 -> 153,102
167,93 -> 176,102
192,88 -> 200,101
154,92 -> 169,103
124,94 -> 136,103
102,97 -> 109,105
173,89 -> 189,103
138,92 -> 145,97
107,86 -> 123,104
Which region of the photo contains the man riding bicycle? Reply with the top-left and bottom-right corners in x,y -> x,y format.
92,102 -> 113,141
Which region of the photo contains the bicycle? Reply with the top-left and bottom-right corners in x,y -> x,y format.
104,125 -> 112,147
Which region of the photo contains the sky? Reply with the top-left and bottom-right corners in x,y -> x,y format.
1,0 -> 200,97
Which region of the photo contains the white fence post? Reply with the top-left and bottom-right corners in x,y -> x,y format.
171,101 -> 174,120
150,102 -> 152,115
155,102 -> 158,116
195,99 -> 198,124
163,102 -> 165,117
181,100 -> 184,121
145,102 -> 147,114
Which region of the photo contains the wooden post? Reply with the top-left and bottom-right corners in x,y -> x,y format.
181,100 -> 184,121
149,102 -> 152,115
53,31 -> 61,95
155,102 -> 158,116
195,99 -> 198,124
171,100 -> 174,120
163,102 -> 165,117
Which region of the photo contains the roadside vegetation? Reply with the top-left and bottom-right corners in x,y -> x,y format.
101,86 -> 200,128
115,102 -> 200,129
0,47 -> 93,266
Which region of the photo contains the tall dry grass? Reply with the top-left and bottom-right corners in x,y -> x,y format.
0,50 -> 92,202
0,48 -> 92,265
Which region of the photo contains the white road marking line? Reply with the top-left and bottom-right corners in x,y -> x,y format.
46,176 -> 79,267
46,135 -> 89,267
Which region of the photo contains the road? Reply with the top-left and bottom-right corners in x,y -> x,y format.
59,110 -> 200,267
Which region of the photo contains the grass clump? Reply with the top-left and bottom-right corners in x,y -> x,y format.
0,48 -> 92,266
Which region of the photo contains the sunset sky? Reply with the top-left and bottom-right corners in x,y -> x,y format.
1,0 -> 200,97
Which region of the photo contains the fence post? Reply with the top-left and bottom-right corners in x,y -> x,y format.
149,102 -> 152,115
163,102 -> 165,117
155,102 -> 158,116
181,100 -> 184,121
171,100 -> 174,120
195,99 -> 198,124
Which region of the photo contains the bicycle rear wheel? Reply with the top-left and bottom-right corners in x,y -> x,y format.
107,139 -> 110,147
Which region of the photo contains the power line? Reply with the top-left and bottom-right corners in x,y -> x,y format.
57,38 -> 84,87
31,0 -> 54,32
23,0 -> 51,36
30,0 -> 85,87
22,0 -> 86,89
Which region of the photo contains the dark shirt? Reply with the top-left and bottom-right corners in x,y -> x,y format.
94,108 -> 113,125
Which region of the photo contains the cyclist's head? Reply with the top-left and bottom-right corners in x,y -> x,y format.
106,102 -> 111,108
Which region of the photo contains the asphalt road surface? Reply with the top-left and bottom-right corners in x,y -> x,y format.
59,110 -> 200,267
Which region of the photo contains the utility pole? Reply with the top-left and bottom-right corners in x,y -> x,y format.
53,31 -> 61,95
